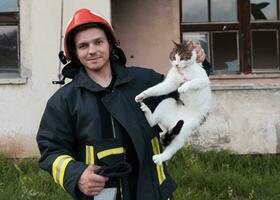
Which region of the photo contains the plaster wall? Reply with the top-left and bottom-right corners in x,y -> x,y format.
192,89 -> 280,154
0,0 -> 110,157
112,0 -> 180,74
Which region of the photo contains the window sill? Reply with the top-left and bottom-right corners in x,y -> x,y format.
0,74 -> 28,85
210,74 -> 280,90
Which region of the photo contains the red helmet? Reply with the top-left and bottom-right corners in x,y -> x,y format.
64,8 -> 119,59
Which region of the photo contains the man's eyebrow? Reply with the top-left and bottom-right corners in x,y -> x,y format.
82,36 -> 104,42
76,35 -> 106,45
93,36 -> 105,40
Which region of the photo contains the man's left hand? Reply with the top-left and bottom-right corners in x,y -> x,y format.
188,40 -> 206,63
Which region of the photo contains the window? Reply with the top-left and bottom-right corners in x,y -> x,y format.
0,0 -> 19,74
180,0 -> 280,75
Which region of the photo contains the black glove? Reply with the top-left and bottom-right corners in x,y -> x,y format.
96,160 -> 132,177
95,139 -> 132,178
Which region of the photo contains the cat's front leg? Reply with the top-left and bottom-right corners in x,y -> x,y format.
135,91 -> 149,102
178,82 -> 190,93
179,79 -> 209,92
140,102 -> 157,127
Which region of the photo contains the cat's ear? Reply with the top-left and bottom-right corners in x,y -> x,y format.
172,40 -> 180,48
185,40 -> 194,50
186,39 -> 193,44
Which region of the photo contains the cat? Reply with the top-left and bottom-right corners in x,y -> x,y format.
135,41 -> 212,165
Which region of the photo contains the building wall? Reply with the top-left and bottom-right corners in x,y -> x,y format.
112,0 -> 180,74
191,89 -> 280,154
112,0 -> 280,154
0,0 -> 111,157
1,0 -> 280,157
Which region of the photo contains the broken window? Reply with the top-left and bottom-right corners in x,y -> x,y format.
251,30 -> 279,71
251,0 -> 277,21
212,32 -> 239,74
180,0 -> 280,74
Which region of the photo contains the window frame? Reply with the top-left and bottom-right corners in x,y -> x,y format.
211,30 -> 240,74
180,0 -> 280,75
0,0 -> 20,75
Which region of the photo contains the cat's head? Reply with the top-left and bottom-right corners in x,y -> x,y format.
169,41 -> 196,68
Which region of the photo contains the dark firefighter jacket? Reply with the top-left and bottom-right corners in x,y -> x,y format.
36,62 -> 177,200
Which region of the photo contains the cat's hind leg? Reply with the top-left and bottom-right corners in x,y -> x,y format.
160,120 -> 184,147
158,124 -> 168,137
153,134 -> 185,165
153,120 -> 196,165
140,102 -> 157,127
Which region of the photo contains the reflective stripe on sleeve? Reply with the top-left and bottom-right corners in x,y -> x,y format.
151,137 -> 166,185
85,145 -> 95,165
52,155 -> 74,190
97,147 -> 125,159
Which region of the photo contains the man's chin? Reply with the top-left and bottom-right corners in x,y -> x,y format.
84,61 -> 110,72
88,66 -> 101,71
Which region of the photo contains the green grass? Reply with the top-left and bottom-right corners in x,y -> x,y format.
168,148 -> 280,200
0,152 -> 71,200
1,148 -> 280,199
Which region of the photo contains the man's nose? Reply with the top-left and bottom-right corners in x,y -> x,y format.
88,44 -> 96,54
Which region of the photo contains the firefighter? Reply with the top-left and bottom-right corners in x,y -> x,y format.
36,8 -> 208,200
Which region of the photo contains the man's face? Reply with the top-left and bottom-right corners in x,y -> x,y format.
74,27 -> 111,73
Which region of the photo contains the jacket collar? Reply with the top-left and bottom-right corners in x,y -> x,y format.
75,61 -> 133,92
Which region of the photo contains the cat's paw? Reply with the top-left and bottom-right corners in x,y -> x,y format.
135,92 -> 148,102
140,102 -> 149,113
178,86 -> 188,93
153,153 -> 171,165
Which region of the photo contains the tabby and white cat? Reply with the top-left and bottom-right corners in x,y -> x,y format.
135,41 -> 211,165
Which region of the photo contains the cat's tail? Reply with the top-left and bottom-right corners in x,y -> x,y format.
161,120 -> 184,147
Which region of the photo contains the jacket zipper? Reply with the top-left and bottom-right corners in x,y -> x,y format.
111,115 -> 117,138
110,115 -> 124,200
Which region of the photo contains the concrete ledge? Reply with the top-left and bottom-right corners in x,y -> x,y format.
0,74 -> 28,85
212,83 -> 280,90
210,74 -> 280,90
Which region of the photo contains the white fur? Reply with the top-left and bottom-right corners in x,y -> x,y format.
135,50 -> 212,165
